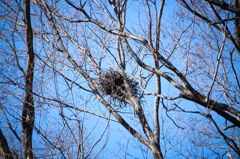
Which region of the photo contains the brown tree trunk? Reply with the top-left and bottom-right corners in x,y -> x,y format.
150,144 -> 164,159
22,0 -> 35,158
234,0 -> 240,48
0,129 -> 13,159
153,152 -> 163,159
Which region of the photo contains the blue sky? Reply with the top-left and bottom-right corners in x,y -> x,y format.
0,0 -> 239,158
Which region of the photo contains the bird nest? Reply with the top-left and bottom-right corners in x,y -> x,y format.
99,70 -> 140,108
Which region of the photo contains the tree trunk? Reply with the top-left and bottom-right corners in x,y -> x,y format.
0,129 -> 13,159
151,144 -> 164,159
22,0 -> 35,158
153,153 -> 163,159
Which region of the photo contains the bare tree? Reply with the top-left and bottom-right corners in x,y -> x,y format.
0,0 -> 239,158
0,0 -> 106,158
22,0 -> 35,158
0,129 -> 13,159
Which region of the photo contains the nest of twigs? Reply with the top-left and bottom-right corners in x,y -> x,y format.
99,70 -> 140,108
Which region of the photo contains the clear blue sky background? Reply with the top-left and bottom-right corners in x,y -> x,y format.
78,1 -> 183,158
1,0 -> 236,158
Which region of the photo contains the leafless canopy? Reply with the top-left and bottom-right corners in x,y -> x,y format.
0,0 -> 239,159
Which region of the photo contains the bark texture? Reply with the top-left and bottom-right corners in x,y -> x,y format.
22,0 -> 35,158
0,129 -> 13,159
